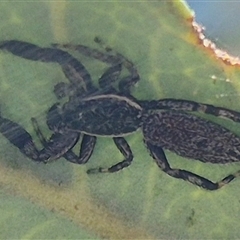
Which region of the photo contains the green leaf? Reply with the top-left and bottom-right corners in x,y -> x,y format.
0,189 -> 97,239
1,1 -> 240,239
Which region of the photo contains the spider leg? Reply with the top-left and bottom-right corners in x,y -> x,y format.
117,61 -> 139,94
60,58 -> 95,93
0,40 -> 94,94
94,37 -> 140,93
32,112 -> 97,164
87,137 -> 133,174
0,115 -> 44,161
144,140 -> 239,190
52,38 -> 140,94
50,132 -> 96,165
0,114 -> 79,162
74,134 -> 97,164
97,58 -> 139,94
98,64 -> 122,92
52,41 -> 123,66
45,133 -> 96,165
142,98 -> 240,123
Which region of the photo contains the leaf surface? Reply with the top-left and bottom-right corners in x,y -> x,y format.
0,1 -> 240,239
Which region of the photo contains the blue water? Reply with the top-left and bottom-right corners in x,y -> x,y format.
186,1 -> 240,56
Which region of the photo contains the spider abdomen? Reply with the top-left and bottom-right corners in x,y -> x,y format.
143,111 -> 240,164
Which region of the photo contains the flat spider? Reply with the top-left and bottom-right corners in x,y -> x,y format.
1,40 -> 240,190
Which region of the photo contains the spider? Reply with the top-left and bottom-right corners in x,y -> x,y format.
1,40 -> 240,190
0,39 -> 141,170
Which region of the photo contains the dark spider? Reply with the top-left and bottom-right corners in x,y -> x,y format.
1,40 -> 240,190
0,39 -> 141,170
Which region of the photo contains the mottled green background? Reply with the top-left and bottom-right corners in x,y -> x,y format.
1,1 -> 240,239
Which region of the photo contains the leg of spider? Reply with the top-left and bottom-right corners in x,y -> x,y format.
31,117 -> 48,146
52,41 -> 121,66
87,137 -> 133,174
75,134 -> 97,164
142,98 -> 240,123
98,63 -> 122,92
0,40 -> 94,93
96,60 -> 141,96
60,58 -> 96,93
53,82 -> 75,100
0,114 -> 79,162
0,114 -> 43,161
33,115 -> 97,165
94,37 -> 140,93
145,140 -> 240,190
52,134 -> 96,165
32,110 -> 97,164
52,39 -> 140,94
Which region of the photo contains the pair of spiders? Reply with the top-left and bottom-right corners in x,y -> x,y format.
0,39 -> 240,190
